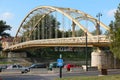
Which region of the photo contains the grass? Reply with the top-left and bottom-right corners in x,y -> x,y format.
55,74 -> 120,80
0,62 -> 13,64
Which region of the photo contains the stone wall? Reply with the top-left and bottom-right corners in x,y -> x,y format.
8,52 -> 27,58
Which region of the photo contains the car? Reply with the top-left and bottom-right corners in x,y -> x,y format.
7,64 -> 22,69
0,65 -> 7,72
48,62 -> 64,70
64,63 -> 79,68
49,62 -> 58,68
7,64 -> 30,73
29,63 -> 47,68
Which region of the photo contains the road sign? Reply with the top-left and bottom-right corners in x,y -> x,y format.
57,59 -> 63,67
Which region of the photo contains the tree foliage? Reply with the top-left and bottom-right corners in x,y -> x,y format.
22,14 -> 61,40
0,20 -> 11,51
91,29 -> 102,35
110,3 -> 120,59
0,20 -> 11,37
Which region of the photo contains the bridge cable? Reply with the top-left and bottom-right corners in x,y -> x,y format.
45,16 -> 47,39
49,14 -> 52,39
33,17 -> 36,40
42,18 -> 44,39
37,22 -> 40,39
62,14 -> 65,38
68,13 -> 71,37
55,11 -> 58,38
30,20 -> 33,40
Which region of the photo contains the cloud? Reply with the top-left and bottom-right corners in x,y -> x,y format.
107,9 -> 116,17
0,12 -> 14,20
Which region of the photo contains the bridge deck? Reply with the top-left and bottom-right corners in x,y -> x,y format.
4,35 -> 110,51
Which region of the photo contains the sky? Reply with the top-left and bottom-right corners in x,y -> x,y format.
0,0 -> 119,36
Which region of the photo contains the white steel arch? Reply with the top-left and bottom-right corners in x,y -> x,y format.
14,6 -> 110,43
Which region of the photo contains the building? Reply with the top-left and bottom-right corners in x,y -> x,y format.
1,37 -> 14,49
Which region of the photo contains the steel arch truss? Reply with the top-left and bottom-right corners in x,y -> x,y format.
13,6 -> 110,44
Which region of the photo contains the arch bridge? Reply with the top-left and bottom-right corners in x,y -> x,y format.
4,6 -> 110,51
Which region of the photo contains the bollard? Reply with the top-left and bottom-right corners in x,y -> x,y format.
101,69 -> 107,75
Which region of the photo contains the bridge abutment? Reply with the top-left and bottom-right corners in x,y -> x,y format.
91,48 -> 108,75
91,48 -> 107,67
91,48 -> 120,69
91,47 -> 120,75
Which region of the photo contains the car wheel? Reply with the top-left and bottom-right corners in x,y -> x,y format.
21,71 -> 24,74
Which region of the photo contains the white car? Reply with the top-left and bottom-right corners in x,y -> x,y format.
7,64 -> 30,73
7,64 -> 22,69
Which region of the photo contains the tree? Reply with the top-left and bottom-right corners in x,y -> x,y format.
75,29 -> 84,37
22,14 -> 61,56
110,3 -> 120,59
91,29 -> 102,35
0,20 -> 11,37
22,14 -> 61,40
0,20 -> 11,51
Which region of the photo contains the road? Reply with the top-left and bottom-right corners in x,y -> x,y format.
0,69 -> 120,80
0,73 -> 59,80
0,74 -> 57,80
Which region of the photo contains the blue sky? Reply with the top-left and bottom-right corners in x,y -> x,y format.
0,0 -> 119,36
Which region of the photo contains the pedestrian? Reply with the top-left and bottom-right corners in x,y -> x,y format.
67,64 -> 71,72
49,63 -> 53,71
0,67 -> 2,72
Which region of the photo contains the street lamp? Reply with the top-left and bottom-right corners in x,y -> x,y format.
85,32 -> 88,71
96,13 -> 102,35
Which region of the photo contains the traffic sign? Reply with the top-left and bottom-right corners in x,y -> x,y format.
57,59 -> 63,67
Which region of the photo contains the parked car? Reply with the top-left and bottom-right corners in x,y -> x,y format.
48,62 -> 65,70
7,64 -> 30,73
48,62 -> 57,71
29,63 -> 47,68
0,65 -> 7,72
49,62 -> 58,68
64,64 -> 79,68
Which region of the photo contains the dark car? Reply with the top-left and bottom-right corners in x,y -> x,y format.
48,62 -> 65,71
0,65 -> 7,72
30,63 -> 47,68
49,62 -> 58,68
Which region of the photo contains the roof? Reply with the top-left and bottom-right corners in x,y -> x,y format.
1,37 -> 14,42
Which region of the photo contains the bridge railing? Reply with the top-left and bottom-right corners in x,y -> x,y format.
3,35 -> 110,51
25,35 -> 109,44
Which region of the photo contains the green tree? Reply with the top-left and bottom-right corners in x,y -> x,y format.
75,29 -> 84,37
22,14 -> 61,56
110,3 -> 120,59
91,30 -> 102,35
22,14 -> 61,40
0,20 -> 11,51
0,20 -> 11,37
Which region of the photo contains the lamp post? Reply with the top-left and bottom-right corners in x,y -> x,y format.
85,32 -> 88,71
96,13 -> 102,35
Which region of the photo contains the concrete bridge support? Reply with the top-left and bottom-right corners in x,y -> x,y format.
91,48 -> 110,75
91,48 -> 120,69
91,47 -> 120,75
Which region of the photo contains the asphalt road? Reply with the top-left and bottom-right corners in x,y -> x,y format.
0,69 -> 120,80
0,73 -> 59,80
1,75 -> 53,80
